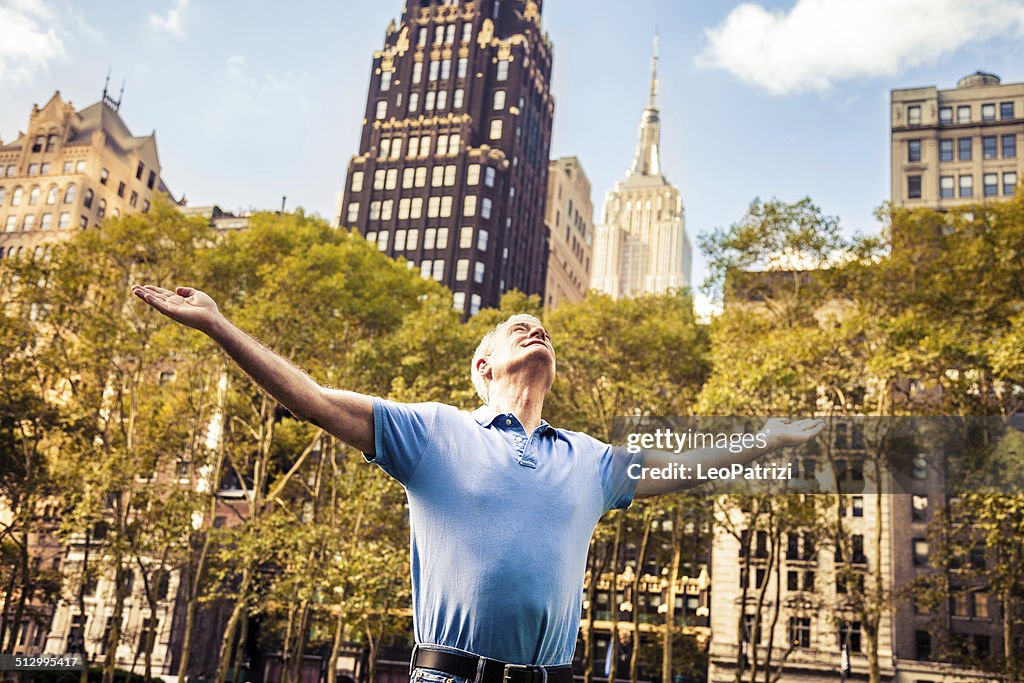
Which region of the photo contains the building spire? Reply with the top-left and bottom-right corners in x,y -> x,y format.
630,32 -> 662,177
649,30 -> 659,108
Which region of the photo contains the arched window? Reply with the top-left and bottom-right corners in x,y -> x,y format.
84,189 -> 94,209
34,246 -> 43,259
12,187 -> 24,206
112,208 -> 120,218
97,198 -> 106,218
45,134 -> 58,152
28,186 -> 41,206
64,184 -> 76,204
46,186 -> 58,205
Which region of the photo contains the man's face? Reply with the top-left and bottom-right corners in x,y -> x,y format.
481,318 -> 556,388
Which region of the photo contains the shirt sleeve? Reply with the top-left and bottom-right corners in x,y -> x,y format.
362,397 -> 439,485
599,443 -> 645,513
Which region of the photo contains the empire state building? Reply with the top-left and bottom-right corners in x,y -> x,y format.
591,37 -> 692,298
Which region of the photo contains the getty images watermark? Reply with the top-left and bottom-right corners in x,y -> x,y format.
624,428 -> 794,483
613,415 -> 1024,495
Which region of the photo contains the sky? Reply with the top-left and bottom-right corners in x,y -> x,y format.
2,0 -> 1024,305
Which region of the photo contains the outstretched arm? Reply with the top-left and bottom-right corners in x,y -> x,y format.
132,284 -> 374,454
634,418 -> 824,496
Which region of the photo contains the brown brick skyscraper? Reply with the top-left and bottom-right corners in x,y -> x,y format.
340,0 -> 555,315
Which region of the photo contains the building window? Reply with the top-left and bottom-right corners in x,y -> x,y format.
380,71 -> 392,92
1002,134 -> 1016,158
907,175 -> 921,199
0,187 -> 4,205
481,197 -> 492,219
136,162 -> 144,180
434,25 -> 444,44
28,186 -> 41,205
28,163 -> 39,176
373,170 -> 386,190
497,59 -> 509,81
117,181 -> 126,198
493,90 -> 506,110
147,170 -> 156,190
489,119 -> 503,139
453,88 -> 464,108
1000,101 -> 1014,119
467,164 -> 481,185
78,160 -> 87,173
981,103 -> 996,121
939,106 -> 953,124
377,231 -> 389,250
438,134 -> 449,155
390,139 -> 402,159
440,196 -> 453,217
484,167 -> 496,187
459,226 -> 474,249
346,202 -> 359,224
912,538 -> 929,566
431,166 -> 444,188
412,62 -> 423,84
958,137 -> 972,160
420,259 -> 433,278
23,214 -> 36,230
852,496 -> 863,517
973,591 -> 990,619
425,91 -> 436,111
45,186 -> 57,205
436,227 -> 449,248
838,621 -> 862,654
477,229 -> 488,251
437,89 -> 448,110
418,27 -> 428,46
444,165 -> 457,186
83,189 -> 93,209
63,184 -> 76,204
386,169 -> 398,190
959,174 -> 973,198
470,293 -> 481,315
406,228 -> 419,250
445,24 -> 455,44
11,187 -> 23,206
59,212 -> 70,229
939,139 -> 953,161
474,261 -> 485,284
462,22 -> 472,42
915,630 -> 931,660
1004,172 -> 1018,196
40,162 -> 50,174
463,195 -> 477,216
394,229 -> 407,251
911,494 -> 928,521
375,101 -> 388,120
453,291 -> 466,311
398,198 -> 411,220
100,168 -> 109,185
455,258 -> 469,281
40,213 -> 52,229
429,60 -> 439,81
349,171 -> 364,192
415,167 -> 427,186
788,618 -> 811,649
411,197 -> 423,218
428,197 -> 440,218
6,165 -> 15,176
369,201 -> 381,220
983,173 -> 998,197
441,59 -> 451,80
432,259 -> 445,280
907,139 -> 921,162
402,168 -> 415,188
448,134 -> 461,155
4,216 -> 15,232
957,105 -> 970,123
983,135 -> 997,159
63,161 -> 73,174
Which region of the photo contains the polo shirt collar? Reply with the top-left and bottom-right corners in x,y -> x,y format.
471,406 -> 558,437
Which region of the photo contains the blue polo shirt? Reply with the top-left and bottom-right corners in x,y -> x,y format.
363,398 -> 643,666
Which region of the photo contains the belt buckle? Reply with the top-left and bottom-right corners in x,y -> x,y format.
503,664 -> 547,683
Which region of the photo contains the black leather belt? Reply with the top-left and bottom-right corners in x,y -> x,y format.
411,647 -> 574,683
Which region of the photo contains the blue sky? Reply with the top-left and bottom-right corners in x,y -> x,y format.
2,0 -> 1024,302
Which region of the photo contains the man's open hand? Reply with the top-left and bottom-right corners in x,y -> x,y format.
760,417 -> 825,451
132,284 -> 222,332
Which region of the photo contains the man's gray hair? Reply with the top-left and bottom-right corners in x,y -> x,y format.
471,313 -> 544,404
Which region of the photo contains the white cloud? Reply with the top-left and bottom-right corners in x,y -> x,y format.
0,0 -> 65,87
698,0 -> 1024,94
225,54 -> 292,92
148,0 -> 188,39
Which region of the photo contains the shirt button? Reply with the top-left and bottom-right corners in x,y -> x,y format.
505,419 -> 512,426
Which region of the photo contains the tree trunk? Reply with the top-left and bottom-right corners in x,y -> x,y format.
214,568 -> 253,683
629,511 -> 653,683
607,514 -> 624,683
102,563 -> 130,683
77,533 -> 93,683
661,507 -> 682,683
230,614 -> 249,683
326,602 -> 346,683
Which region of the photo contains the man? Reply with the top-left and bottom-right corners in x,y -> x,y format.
132,284 -> 823,683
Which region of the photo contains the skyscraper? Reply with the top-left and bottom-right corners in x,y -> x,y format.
591,36 -> 691,299
339,0 -> 555,315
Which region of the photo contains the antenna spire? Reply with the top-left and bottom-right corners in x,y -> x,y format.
649,30 -> 659,108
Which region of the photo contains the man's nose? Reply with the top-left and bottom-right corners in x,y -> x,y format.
529,326 -> 547,340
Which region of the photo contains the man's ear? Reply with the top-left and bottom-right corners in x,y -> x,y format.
476,356 -> 491,380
